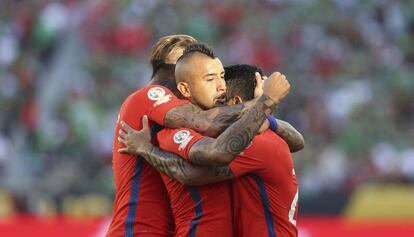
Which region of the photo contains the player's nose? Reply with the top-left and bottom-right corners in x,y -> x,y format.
216,78 -> 226,92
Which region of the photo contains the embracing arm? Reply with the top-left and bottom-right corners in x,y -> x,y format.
187,95 -> 276,166
118,117 -> 234,186
164,103 -> 245,137
139,145 -> 234,186
276,119 -> 305,152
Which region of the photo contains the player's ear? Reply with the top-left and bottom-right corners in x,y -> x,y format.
177,82 -> 191,98
227,96 -> 243,105
233,96 -> 243,105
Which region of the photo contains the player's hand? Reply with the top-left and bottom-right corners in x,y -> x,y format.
118,115 -> 152,156
254,72 -> 265,98
262,72 -> 290,104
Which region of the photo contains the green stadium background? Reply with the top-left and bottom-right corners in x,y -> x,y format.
0,0 -> 413,236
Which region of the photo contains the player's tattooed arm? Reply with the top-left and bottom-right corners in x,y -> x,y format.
117,117 -> 234,186
164,103 -> 245,138
188,95 -> 277,166
275,119 -> 305,152
138,146 -> 234,186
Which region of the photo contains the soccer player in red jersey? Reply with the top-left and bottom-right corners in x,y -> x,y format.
106,36 -> 275,237
106,35 -> 196,237
224,65 -> 300,237
118,63 -> 302,237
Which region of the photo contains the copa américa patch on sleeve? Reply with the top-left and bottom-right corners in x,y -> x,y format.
147,87 -> 172,107
173,130 -> 194,151
157,128 -> 204,161
147,87 -> 166,100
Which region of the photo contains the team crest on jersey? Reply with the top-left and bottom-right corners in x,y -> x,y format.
173,130 -> 194,151
147,87 -> 166,101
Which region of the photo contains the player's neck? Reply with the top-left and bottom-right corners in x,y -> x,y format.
150,64 -> 184,99
151,64 -> 175,84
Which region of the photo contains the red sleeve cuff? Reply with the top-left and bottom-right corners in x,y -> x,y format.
157,128 -> 205,160
144,86 -> 189,126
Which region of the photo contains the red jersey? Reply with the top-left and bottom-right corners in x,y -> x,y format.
159,128 -> 299,237
106,85 -> 189,237
229,130 -> 299,237
156,128 -> 233,237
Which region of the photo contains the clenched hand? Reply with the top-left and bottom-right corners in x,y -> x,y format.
263,72 -> 290,104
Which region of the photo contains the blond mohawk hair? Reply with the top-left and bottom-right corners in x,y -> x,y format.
150,34 -> 198,76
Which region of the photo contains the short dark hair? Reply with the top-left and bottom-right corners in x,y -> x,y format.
224,64 -> 263,101
177,43 -> 215,63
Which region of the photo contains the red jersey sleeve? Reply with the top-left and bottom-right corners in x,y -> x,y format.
144,85 -> 189,126
157,128 -> 204,160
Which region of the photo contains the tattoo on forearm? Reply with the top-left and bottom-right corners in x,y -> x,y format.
216,95 -> 276,155
142,146 -> 189,178
164,104 -> 244,136
188,95 -> 276,166
276,120 -> 305,152
207,104 -> 245,136
164,104 -> 203,130
140,145 -> 234,185
208,166 -> 233,177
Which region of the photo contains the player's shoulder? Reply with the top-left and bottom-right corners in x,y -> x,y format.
121,85 -> 179,110
244,130 -> 284,157
249,130 -> 276,147
259,130 -> 292,162
127,85 -> 175,101
259,130 -> 287,146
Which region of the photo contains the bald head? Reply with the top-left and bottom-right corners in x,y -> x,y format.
175,53 -> 214,83
175,43 -> 216,83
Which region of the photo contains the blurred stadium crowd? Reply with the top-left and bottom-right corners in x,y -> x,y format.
0,0 -> 414,217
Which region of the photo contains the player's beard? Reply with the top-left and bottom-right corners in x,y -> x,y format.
193,93 -> 226,110
214,93 -> 227,107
